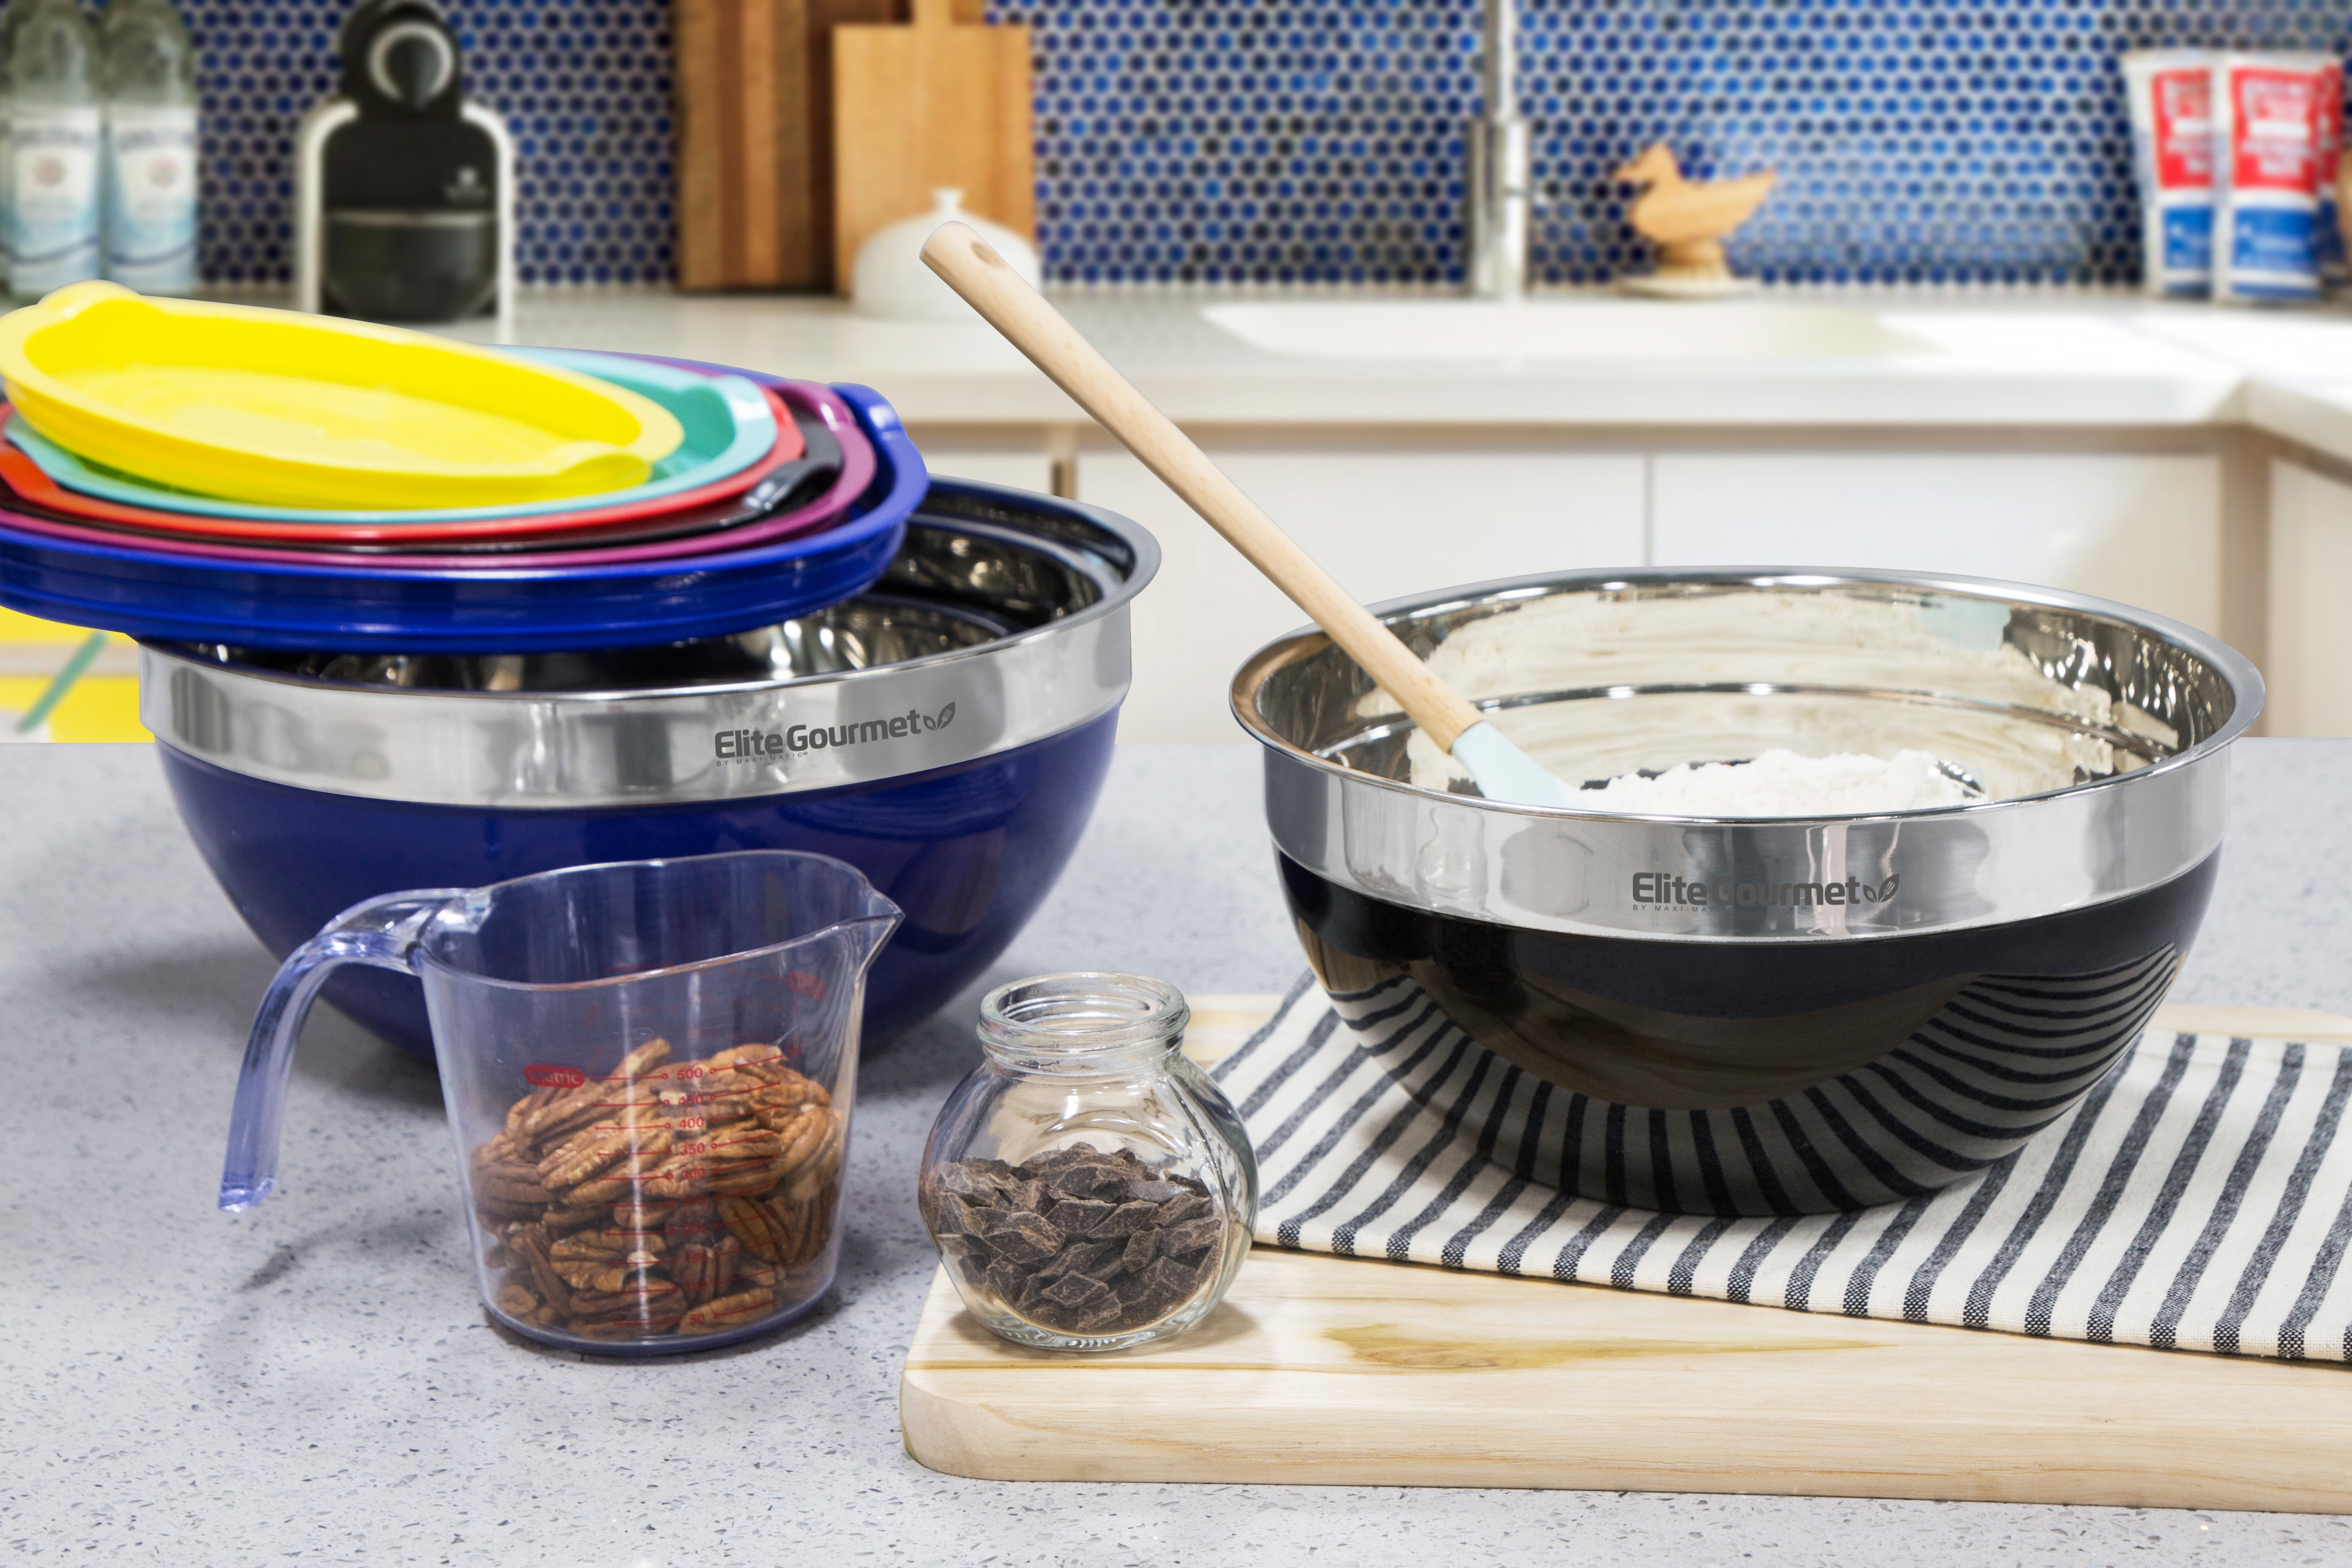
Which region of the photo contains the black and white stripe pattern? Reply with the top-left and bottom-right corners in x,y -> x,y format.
1212,974 -> 2352,1360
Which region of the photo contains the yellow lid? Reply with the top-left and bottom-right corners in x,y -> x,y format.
0,283 -> 686,510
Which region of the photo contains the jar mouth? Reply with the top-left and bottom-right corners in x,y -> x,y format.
977,972 -> 1189,1058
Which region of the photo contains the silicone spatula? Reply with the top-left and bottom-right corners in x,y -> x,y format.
920,220 -> 1576,809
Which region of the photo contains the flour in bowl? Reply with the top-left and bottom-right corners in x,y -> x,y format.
1583,748 -> 1976,816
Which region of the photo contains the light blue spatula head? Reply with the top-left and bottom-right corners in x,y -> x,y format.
1449,720 -> 1578,810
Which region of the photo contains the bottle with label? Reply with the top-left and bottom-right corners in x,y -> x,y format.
5,0 -> 101,298
0,3 -> 27,283
101,0 -> 195,295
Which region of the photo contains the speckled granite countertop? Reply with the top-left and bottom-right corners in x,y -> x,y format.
5,741 -> 2349,1566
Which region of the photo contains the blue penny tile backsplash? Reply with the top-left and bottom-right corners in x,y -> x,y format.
180,0 -> 2352,288
186,0 -> 673,285
989,0 -> 2352,288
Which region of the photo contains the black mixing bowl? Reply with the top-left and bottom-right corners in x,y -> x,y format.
1232,568 -> 2260,1216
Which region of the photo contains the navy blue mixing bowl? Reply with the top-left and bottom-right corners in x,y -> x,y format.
143,478 -> 1157,1056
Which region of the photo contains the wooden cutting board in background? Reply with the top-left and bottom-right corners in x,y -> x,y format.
900,1000 -> 2352,1511
673,0 -> 922,290
832,0 -> 1034,289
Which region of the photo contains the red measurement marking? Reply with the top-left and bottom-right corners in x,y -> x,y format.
524,1064 -> 586,1090
674,1065 -> 707,1080
677,1142 -> 710,1156
786,971 -> 826,1001
673,1117 -> 706,1133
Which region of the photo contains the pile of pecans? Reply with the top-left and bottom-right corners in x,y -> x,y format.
922,1142 -> 1230,1336
471,1037 -> 844,1341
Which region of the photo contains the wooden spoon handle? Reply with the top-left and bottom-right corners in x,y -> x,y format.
921,220 -> 1487,752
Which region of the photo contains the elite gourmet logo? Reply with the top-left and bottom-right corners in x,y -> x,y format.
715,701 -> 956,762
1630,871 -> 1901,910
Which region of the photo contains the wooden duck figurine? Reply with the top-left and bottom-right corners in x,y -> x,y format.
1615,144 -> 1776,290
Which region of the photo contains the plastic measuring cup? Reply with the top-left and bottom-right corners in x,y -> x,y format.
220,850 -> 901,1354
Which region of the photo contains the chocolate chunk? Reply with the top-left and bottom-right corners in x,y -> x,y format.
938,1234 -> 989,1270
1041,1272 -> 1111,1310
939,1162 -> 1006,1199
1090,1200 -> 1161,1238
1125,1179 -> 1187,1203
1047,1197 -> 1114,1237
1050,1162 -> 1129,1200
1121,1226 -> 1161,1274
1146,1255 -> 1206,1302
1070,1296 -> 1127,1332
984,1259 -> 1029,1304
931,1195 -> 986,1237
981,1212 -> 1061,1265
1048,1238 -> 1124,1280
1161,1216 -> 1224,1258
1156,1192 -> 1211,1226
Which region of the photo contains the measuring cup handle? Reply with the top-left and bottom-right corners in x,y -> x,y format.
218,888 -> 467,1213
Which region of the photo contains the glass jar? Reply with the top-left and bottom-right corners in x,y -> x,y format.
919,972 -> 1258,1352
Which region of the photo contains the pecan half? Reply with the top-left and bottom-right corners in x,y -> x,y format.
637,1149 -> 712,1201
475,1161 -> 555,1207
611,1202 -> 674,1233
553,1257 -> 662,1294
541,1202 -> 610,1234
663,1197 -> 722,1246
474,1195 -> 543,1226
677,1285 -> 775,1333
674,1241 -> 718,1306
706,1156 -> 791,1197
701,1124 -> 784,1166
507,1226 -> 573,1318
673,1230 -> 743,1308
767,1189 -> 834,1268
716,1194 -> 787,1263
561,1151 -> 672,1206
521,1039 -> 671,1142
708,1043 -> 790,1083
493,1283 -> 539,1317
536,1112 -> 674,1191
749,1077 -> 827,1119
554,1228 -> 667,1262
568,1279 -> 684,1337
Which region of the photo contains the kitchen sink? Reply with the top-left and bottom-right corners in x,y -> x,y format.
1200,298 -> 1938,364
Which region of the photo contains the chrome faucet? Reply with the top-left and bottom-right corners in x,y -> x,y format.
1466,0 -> 1529,299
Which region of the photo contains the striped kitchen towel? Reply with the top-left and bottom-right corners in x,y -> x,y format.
1211,974 -> 2352,1362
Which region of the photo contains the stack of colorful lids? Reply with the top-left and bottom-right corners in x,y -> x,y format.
0,283 -> 925,650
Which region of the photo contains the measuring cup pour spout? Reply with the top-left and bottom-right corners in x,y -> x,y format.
220,889 -> 467,1212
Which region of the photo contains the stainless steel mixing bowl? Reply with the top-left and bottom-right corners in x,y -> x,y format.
144,480 -> 1157,1056
1232,567 -> 2262,1216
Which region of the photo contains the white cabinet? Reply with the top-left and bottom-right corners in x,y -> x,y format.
1078,443 -> 1647,744
1651,453 -> 2226,637
899,428 -> 1054,496
2268,460 -> 2352,737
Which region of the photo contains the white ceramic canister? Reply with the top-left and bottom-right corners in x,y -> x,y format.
852,188 -> 1040,322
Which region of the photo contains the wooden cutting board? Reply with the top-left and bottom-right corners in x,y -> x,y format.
898,1000 -> 2352,1511
830,0 -> 1033,289
673,0 -> 910,290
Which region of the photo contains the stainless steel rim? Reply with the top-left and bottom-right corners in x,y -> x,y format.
141,480 -> 1158,809
1232,565 -> 2262,943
